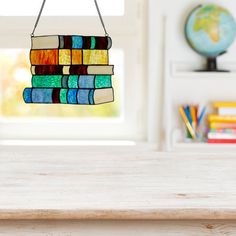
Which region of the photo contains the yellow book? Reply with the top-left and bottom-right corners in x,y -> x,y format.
208,115 -> 236,123
83,50 -> 108,65
213,102 -> 236,108
59,49 -> 71,65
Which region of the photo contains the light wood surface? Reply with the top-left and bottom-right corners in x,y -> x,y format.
1,145 -> 236,220
0,220 -> 236,236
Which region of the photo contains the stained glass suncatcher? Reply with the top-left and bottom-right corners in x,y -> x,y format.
23,35 -> 115,105
23,0 -> 115,105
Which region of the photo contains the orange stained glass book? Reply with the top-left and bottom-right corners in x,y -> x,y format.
30,49 -> 108,65
30,49 -> 58,65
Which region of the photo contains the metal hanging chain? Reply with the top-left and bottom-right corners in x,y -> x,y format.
31,0 -> 46,37
31,0 -> 109,37
94,0 -> 109,36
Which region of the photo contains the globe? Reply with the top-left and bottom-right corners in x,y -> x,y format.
185,4 -> 236,71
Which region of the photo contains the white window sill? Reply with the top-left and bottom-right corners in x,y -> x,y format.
0,139 -> 137,147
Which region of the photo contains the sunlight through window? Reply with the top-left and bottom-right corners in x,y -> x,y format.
0,49 -> 124,118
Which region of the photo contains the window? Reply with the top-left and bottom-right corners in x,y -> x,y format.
0,0 -> 147,141
0,0 -> 125,16
0,48 -> 122,118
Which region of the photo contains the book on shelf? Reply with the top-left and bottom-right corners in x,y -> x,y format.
210,122 -> 236,129
30,49 -> 109,65
213,102 -> 236,108
212,102 -> 236,115
208,132 -> 236,140
218,108 -> 236,116
31,75 -> 112,89
23,88 -> 114,105
210,128 -> 236,133
208,115 -> 236,123
31,65 -> 114,75
208,139 -> 236,144
31,35 -> 112,50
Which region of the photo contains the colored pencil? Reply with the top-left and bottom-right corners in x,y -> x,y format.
179,106 -> 196,139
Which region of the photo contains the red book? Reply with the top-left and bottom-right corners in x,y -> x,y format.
208,139 -> 236,144
31,65 -> 114,75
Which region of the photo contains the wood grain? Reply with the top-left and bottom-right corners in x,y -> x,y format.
1,146 -> 236,220
0,220 -> 236,236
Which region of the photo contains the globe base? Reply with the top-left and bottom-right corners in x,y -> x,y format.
195,57 -> 230,73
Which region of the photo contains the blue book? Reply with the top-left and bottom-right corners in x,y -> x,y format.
23,88 -> 114,105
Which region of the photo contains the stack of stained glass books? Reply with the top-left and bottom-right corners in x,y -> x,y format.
23,35 -> 114,105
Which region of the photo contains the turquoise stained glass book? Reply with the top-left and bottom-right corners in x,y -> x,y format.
31,75 -> 112,89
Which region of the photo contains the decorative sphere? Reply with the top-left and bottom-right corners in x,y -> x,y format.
185,4 -> 236,58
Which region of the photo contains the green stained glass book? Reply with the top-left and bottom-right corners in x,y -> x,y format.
32,75 -> 112,89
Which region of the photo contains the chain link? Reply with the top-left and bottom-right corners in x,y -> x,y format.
31,0 -> 109,37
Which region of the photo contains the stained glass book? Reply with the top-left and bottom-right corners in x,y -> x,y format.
23,0 -> 114,105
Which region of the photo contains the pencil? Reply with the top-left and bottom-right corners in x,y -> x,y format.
198,106 -> 206,126
190,105 -> 197,131
179,106 -> 196,139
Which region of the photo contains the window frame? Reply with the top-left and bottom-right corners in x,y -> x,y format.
0,0 -> 125,17
0,0 -> 147,141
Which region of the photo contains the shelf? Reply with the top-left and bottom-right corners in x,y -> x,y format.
171,129 -> 236,153
171,62 -> 236,79
171,74 -> 236,80
172,142 -> 236,153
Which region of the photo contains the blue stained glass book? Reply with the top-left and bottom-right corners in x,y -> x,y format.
23,88 -> 114,105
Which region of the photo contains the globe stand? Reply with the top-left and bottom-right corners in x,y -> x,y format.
196,57 -> 230,73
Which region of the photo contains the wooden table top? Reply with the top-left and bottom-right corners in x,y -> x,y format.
1,145 -> 236,220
